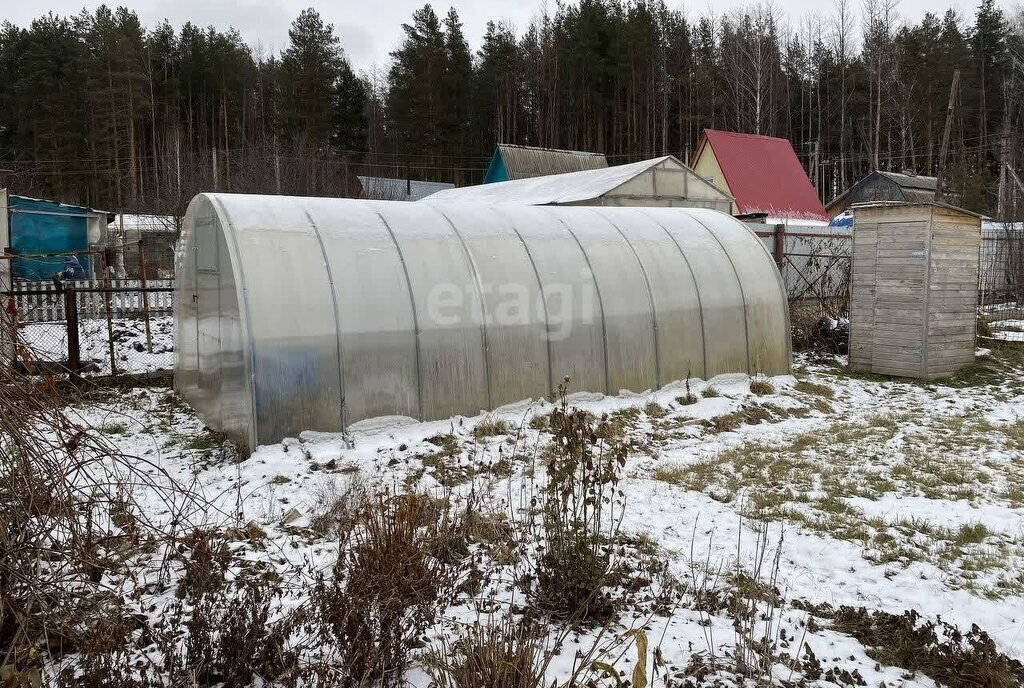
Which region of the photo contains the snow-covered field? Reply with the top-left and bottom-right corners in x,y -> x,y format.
59,347 -> 1024,685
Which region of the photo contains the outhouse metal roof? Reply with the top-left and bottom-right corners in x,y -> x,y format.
850,200 -> 982,217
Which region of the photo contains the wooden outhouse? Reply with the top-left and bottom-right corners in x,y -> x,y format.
849,202 -> 981,379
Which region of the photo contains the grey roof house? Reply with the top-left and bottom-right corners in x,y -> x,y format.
826,170 -> 938,216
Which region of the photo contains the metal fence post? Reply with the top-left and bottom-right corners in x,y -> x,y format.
100,252 -> 116,375
140,245 -> 153,353
773,223 -> 786,267
64,285 -> 81,381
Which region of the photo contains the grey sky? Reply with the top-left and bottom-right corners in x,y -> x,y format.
0,0 -> 992,71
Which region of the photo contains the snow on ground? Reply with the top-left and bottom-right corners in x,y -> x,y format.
20,315 -> 174,375
60,346 -> 1024,685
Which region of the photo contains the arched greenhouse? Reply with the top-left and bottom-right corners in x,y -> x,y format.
174,194 -> 790,450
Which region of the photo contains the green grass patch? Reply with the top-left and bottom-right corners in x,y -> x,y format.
187,430 -> 227,450
793,380 -> 835,398
100,421 -> 129,435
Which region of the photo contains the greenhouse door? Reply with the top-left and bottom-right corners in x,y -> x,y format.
194,217 -> 222,403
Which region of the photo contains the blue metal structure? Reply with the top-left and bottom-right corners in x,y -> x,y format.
483,154 -> 509,184
7,195 -> 109,280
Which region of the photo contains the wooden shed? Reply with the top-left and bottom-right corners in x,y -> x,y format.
849,201 -> 981,379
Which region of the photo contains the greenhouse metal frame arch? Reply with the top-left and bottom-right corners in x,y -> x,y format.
174,194 -> 790,450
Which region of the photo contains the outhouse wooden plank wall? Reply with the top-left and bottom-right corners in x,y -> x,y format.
849,202 -> 981,380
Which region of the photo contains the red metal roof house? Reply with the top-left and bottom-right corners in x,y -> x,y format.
690,129 -> 828,223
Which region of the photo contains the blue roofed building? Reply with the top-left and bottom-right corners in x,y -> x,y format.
1,190 -> 111,281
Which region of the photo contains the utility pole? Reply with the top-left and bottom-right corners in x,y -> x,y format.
998,58 -> 1017,220
812,139 -> 821,194
935,69 -> 960,203
274,135 -> 281,195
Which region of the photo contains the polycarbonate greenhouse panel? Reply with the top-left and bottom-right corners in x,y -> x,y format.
504,206 -> 609,395
429,204 -> 552,405
302,199 -> 420,425
567,207 -> 658,394
690,209 -> 792,375
376,202 -> 490,422
223,198 -> 344,443
175,194 -> 791,451
618,210 -> 706,382
658,213 -> 749,376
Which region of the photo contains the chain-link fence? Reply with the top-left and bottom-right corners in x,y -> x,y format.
3,279 -> 174,377
748,224 -> 852,322
978,223 -> 1024,343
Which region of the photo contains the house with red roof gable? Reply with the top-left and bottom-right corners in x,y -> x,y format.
690,129 -> 829,223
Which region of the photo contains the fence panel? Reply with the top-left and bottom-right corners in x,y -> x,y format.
748,223 -> 852,314
2,283 -> 175,377
977,224 -> 1024,343
10,278 -> 174,323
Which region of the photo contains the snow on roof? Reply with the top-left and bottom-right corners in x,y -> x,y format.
766,217 -> 831,228
10,193 -> 110,217
109,214 -> 179,233
358,176 -> 454,201
425,156 -> 675,205
696,130 -> 829,222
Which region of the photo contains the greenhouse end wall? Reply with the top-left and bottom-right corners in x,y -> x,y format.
174,194 -> 791,451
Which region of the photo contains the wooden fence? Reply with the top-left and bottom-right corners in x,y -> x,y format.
10,279 -> 174,323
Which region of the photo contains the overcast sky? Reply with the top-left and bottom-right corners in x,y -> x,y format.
0,0 -> 992,71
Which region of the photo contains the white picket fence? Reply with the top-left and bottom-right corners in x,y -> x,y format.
9,279 -> 174,323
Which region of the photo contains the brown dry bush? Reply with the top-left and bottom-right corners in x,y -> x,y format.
526,380 -> 628,626
426,616 -> 550,688
56,649 -> 155,688
749,376 -> 776,396
473,417 -> 515,440
302,491 -> 462,687
308,474 -> 371,538
0,337 -> 194,678
175,529 -> 233,599
676,374 -> 698,405
158,576 -> 296,686
810,604 -> 1024,688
